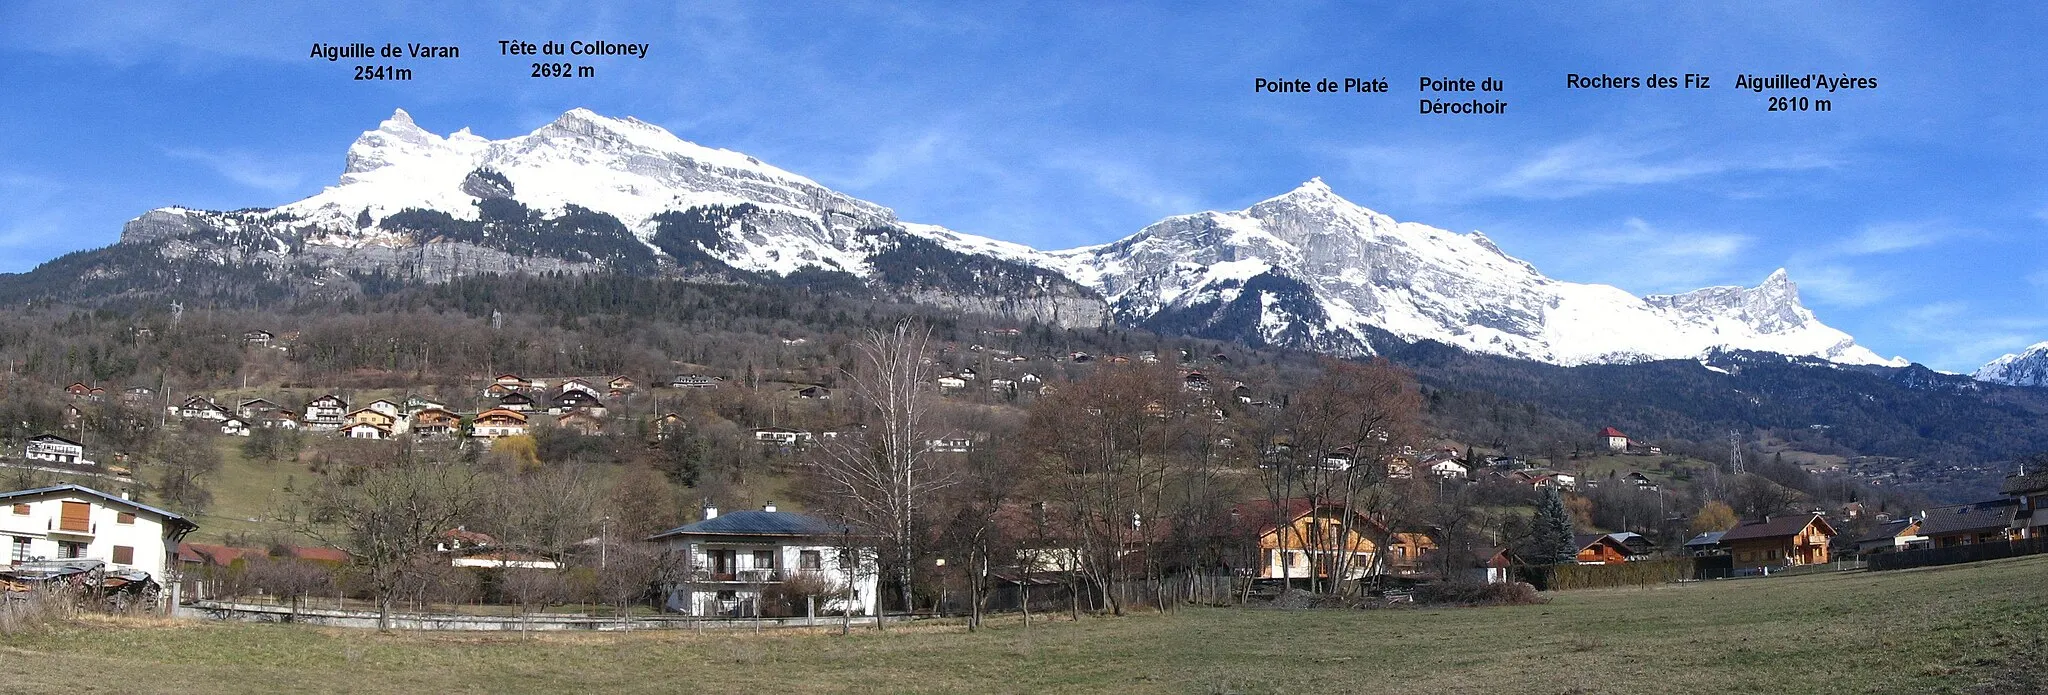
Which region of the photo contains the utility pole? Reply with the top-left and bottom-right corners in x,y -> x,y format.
1728,431 -> 1744,475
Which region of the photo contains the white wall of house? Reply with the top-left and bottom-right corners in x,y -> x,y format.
1,491 -> 181,584
654,537 -> 878,618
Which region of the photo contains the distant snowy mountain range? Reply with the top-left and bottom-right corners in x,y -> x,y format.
42,107 -> 1950,370
1974,342 -> 2048,387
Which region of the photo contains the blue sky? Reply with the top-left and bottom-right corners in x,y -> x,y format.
2,2 -> 2045,371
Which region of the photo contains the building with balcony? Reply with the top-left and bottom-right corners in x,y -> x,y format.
2003,471 -> 2048,540
23,434 -> 89,465
0,483 -> 197,604
1720,513 -> 1836,570
648,503 -> 877,618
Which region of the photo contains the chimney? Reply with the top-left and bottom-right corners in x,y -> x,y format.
702,503 -> 719,520
763,501 -> 777,513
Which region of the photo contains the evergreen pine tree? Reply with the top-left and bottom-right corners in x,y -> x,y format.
1533,486 -> 1578,564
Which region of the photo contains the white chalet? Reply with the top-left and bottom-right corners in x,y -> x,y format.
1,484 -> 197,604
752,427 -> 812,449
1428,460 -> 1470,479
24,434 -> 89,465
671,374 -> 723,389
304,395 -> 349,431
924,436 -> 976,454
219,417 -> 252,437
650,504 -> 877,618
341,422 -> 392,440
174,396 -> 231,421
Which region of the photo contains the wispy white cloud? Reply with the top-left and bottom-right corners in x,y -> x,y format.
1491,138 -> 1835,200
1788,264 -> 1894,308
163,148 -> 305,193
1834,221 -> 1953,255
1527,217 -> 1754,293
1342,134 -> 1836,204
1042,150 -> 1204,219
1887,301 -> 2048,371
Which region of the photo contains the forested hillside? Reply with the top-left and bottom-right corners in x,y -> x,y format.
0,271 -> 2035,506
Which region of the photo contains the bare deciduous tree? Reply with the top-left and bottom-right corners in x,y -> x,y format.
1025,363 -> 1186,616
807,320 -> 950,628
295,459 -> 482,630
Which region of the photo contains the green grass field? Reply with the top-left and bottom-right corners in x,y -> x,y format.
4,556 -> 2044,694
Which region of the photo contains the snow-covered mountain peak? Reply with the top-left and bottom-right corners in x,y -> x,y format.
1975,341 -> 2048,387
341,108 -> 467,178
1060,179 -> 1899,366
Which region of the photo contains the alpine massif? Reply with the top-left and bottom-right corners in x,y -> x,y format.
1975,342 -> 2048,387
1,108 -> 1908,369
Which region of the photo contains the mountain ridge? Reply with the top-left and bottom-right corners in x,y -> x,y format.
23,107 -> 1905,369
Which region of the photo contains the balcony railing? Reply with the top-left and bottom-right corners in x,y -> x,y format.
681,567 -> 831,583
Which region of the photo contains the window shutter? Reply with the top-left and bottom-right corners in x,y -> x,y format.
112,546 -> 134,564
117,511 -> 136,524
59,501 -> 91,532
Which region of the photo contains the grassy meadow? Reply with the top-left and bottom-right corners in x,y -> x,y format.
3,555 -> 2044,694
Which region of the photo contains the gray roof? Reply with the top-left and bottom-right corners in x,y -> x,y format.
1916,500 -> 2016,537
1684,531 -> 1726,547
648,510 -> 847,540
0,484 -> 197,532
1856,518 -> 1918,544
2003,471 -> 2048,496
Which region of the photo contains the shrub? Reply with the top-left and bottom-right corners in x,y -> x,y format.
1412,581 -> 1547,607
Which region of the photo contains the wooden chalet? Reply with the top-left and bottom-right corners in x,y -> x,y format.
2005,471 -> 2048,540
498,392 -> 536,412
409,408 -> 462,438
1571,533 -> 1634,565
1720,513 -> 1835,570
549,389 -> 606,415
1916,500 -> 2017,548
1229,498 -> 1431,581
344,408 -> 399,432
470,409 -> 528,439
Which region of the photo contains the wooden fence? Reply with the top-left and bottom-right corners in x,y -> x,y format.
938,573 -> 1238,616
1867,537 -> 2048,572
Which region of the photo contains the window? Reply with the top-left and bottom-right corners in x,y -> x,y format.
116,512 -> 136,525
9,536 -> 28,562
9,504 -> 26,515
111,545 -> 134,564
57,541 -> 86,559
754,550 -> 775,570
716,590 -> 737,600
800,550 -> 823,571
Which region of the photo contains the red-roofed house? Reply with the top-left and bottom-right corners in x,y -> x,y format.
1598,427 -> 1629,452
